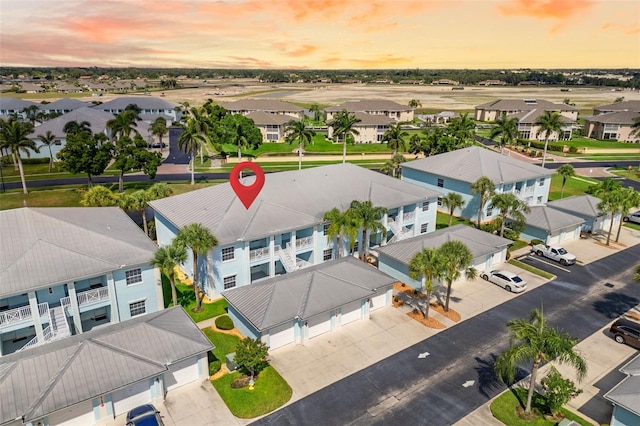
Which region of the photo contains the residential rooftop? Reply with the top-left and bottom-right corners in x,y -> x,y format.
325,99 -> 412,112
547,195 -> 605,217
517,205 -> 585,233
218,99 -> 304,112
27,106 -> 114,138
475,99 -> 577,111
38,98 -> 91,111
95,96 -> 178,111
0,97 -> 38,111
585,110 -> 640,124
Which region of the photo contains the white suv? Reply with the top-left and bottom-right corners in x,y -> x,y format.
624,211 -> 640,224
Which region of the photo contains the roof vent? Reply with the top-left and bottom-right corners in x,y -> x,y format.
523,99 -> 537,105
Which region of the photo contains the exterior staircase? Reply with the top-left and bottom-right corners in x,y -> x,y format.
275,245 -> 299,273
18,305 -> 71,352
387,218 -> 412,244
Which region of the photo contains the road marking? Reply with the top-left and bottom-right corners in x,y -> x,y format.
418,352 -> 430,359
462,380 -> 475,388
525,255 -> 571,273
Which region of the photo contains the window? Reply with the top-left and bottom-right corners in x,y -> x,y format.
323,224 -> 330,236
437,197 -> 443,207
537,196 -> 543,204
437,178 -> 444,188
125,268 -> 142,286
223,275 -> 237,290
222,247 -> 235,261
129,300 -> 146,317
352,241 -> 359,253
422,201 -> 429,211
539,178 -> 545,187
323,248 -> 333,261
420,223 -> 429,234
486,204 -> 494,216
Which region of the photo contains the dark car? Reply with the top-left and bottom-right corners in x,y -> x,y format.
126,404 -> 164,426
609,318 -> 640,349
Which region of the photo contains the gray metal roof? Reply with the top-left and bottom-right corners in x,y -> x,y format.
96,96 -> 178,110
0,97 -> 38,111
353,111 -> 394,126
475,99 -> 577,112
401,146 -> 552,184
547,195 -> 604,218
150,163 -> 441,245
585,110 -> 640,125
594,100 -> 640,114
28,107 -> 114,138
38,98 -> 91,111
517,206 -> 585,233
604,353 -> 640,417
510,108 -> 575,124
0,307 -> 212,424
223,257 -> 397,331
218,99 -> 303,113
245,111 -> 292,125
0,207 -> 158,298
325,99 -> 411,113
377,224 -> 512,265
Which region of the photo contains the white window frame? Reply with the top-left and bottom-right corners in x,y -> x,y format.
539,178 -> 545,187
221,246 -> 235,262
223,275 -> 237,290
129,299 -> 146,317
437,197 -> 443,207
437,178 -> 444,188
125,268 -> 143,286
422,201 -> 429,211
420,223 -> 429,234
323,248 -> 333,261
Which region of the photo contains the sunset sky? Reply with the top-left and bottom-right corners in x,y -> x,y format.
1,0 -> 639,69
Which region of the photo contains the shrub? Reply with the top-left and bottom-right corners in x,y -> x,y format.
215,315 -> 234,330
531,239 -> 544,246
235,337 -> 269,379
208,351 -> 221,376
569,145 -> 578,153
541,367 -> 582,416
21,158 -> 49,165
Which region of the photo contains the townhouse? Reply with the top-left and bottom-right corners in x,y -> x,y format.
325,99 -> 414,122
38,98 -> 91,115
327,111 -> 395,143
96,96 -> 181,122
584,101 -> 640,142
217,99 -> 304,120
0,97 -> 38,119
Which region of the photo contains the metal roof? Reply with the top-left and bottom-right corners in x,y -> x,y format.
604,353 -> 640,417
353,111 -> 394,125
325,99 -> 411,113
547,195 -> 604,218
96,96 -> 178,110
0,207 -> 158,298
377,224 -> 512,265
38,98 -> 91,111
218,99 -> 303,112
245,111 -> 292,125
517,206 -> 585,233
401,146 -> 551,184
0,97 -> 38,111
27,107 -> 114,138
222,257 -> 397,331
0,307 -> 212,424
585,110 -> 640,125
510,108 -> 575,124
150,163 -> 441,245
594,100 -> 640,113
475,99 -> 577,112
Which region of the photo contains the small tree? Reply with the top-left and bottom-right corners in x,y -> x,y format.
541,367 -> 582,417
442,192 -> 465,227
235,337 -> 269,381
557,164 -> 575,199
80,185 -> 119,207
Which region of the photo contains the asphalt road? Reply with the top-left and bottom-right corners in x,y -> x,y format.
167,126 -> 191,164
252,244 -> 640,426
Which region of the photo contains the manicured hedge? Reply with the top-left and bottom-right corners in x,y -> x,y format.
215,315 -> 234,330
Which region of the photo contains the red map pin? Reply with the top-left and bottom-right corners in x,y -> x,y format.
230,162 -> 265,209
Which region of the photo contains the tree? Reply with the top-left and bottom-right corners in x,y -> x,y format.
322,208 -> 358,259
220,114 -> 262,169
120,190 -> 152,236
470,176 -> 496,229
328,109 -> 361,164
448,112 -> 475,146
80,185 -> 119,207
380,153 -> 406,179
63,120 -> 92,136
174,223 -> 218,312
150,117 -> 168,146
111,134 -> 162,192
178,119 -> 208,185
442,192 -> 465,228
540,367 -> 582,417
630,116 -> 640,138
491,193 -> 531,238
494,308 -> 587,416
408,248 -> 444,320
0,118 -> 37,194
590,177 -> 622,198
309,103 -> 323,122
634,264 -> 640,282
557,164 -> 575,199
382,122 -> 409,156
535,110 -> 563,168
284,119 -> 316,170
438,240 -> 477,312
22,105 -> 41,125
106,109 -> 140,141
37,130 -> 57,172
150,242 -> 187,307
615,187 -> 640,242
489,113 -> 518,154
146,182 -> 173,200
408,99 -> 422,108
235,337 -> 269,381
408,133 -> 424,155
348,200 -> 388,262
57,131 -> 112,187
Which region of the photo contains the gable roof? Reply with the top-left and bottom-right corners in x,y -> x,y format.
475,99 -> 577,112
326,99 -> 411,113
547,195 -> 604,218
353,111 -> 395,126
401,146 -> 552,184
0,97 -> 38,111
510,108 -> 575,124
0,207 -> 158,298
604,353 -> 640,417
585,110 -> 640,125
0,307 -> 212,424
377,224 -> 512,265
150,163 -> 441,245
594,100 -> 640,114
245,110 -> 292,125
96,96 -> 178,111
218,99 -> 303,113
516,206 -> 585,232
28,107 -> 114,138
39,98 -> 91,111
223,257 -> 397,330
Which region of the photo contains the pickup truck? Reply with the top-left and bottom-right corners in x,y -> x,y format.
532,244 -> 576,266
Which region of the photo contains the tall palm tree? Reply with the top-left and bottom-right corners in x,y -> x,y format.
22,105 -> 41,125
438,240 -> 477,312
408,248 -> 444,320
615,187 -> 640,242
37,130 -> 57,172
535,110 -> 563,168
0,118 -> 37,195
408,133 -> 424,155
494,308 -> 587,415
442,192 -> 465,227
491,193 -> 531,237
178,119 -> 208,185
323,208 -> 357,259
106,109 -> 140,141
328,109 -> 360,164
591,177 -> 622,198
382,123 -> 409,156
284,119 -> 316,170
448,112 -> 476,146
557,164 -> 575,199
348,200 -> 388,262
470,176 -> 496,229
150,242 -> 188,307
150,117 -> 168,147
489,112 -> 518,154
408,99 -> 422,108
174,223 -> 219,312
187,106 -> 210,163
380,153 -> 406,179
629,116 -> 640,138
120,190 -> 151,236
309,103 -> 323,122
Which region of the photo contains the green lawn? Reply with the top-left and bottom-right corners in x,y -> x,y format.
508,240 -> 529,252
548,174 -> 599,201
624,222 -> 640,231
548,137 -> 638,150
509,259 -> 555,280
436,211 -> 475,230
212,366 -> 292,418
161,275 -> 228,323
202,328 -> 241,375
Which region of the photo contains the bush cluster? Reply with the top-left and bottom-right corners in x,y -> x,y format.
215,315 -> 234,330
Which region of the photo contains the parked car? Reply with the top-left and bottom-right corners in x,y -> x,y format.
532,243 -> 576,266
126,404 -> 164,426
623,211 -> 640,224
481,270 -> 527,293
609,318 -> 640,349
148,142 -> 166,148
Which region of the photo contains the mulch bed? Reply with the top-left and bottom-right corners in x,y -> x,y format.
407,309 -> 446,329
430,303 -> 461,322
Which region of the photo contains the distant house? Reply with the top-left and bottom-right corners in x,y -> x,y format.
511,108 -> 574,141
547,195 -> 621,234
245,111 -> 293,142
96,96 -> 180,122
325,99 -> 414,122
431,79 -> 460,86
605,352 -> 640,426
18,82 -> 45,93
593,100 -> 640,115
217,99 -> 304,120
38,98 -> 92,115
477,80 -> 507,86
54,82 -> 84,93
326,111 -> 394,144
398,80 -> 424,85
0,97 -> 38,119
584,109 -> 640,142
475,99 -> 578,122
514,206 -> 584,244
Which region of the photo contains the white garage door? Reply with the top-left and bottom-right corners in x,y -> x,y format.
46,401 -> 95,426
112,380 -> 150,415
268,322 -> 294,350
166,357 -> 200,391
341,300 -> 362,325
547,234 -> 559,245
308,313 -> 332,338
370,291 -> 387,311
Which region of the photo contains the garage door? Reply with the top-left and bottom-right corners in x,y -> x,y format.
268,322 -> 294,350
112,380 -> 150,415
46,401 -> 95,426
547,234 -> 559,245
341,300 -> 362,325
308,313 -> 332,338
166,357 -> 199,391
370,291 -> 387,311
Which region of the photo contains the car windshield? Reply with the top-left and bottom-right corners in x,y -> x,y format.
511,276 -> 523,283
557,248 -> 567,255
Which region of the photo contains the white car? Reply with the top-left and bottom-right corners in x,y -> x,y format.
624,211 -> 640,224
481,270 -> 527,293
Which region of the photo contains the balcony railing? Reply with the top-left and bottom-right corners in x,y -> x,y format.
295,236 -> 313,249
0,302 -> 49,326
76,287 -> 109,306
402,212 -> 415,223
250,246 -> 270,261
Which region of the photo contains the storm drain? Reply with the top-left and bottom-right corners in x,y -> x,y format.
604,283 -> 615,288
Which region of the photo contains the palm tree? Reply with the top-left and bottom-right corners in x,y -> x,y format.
284,119 -> 316,170
187,106 -> 211,163
323,208 -> 357,259
348,200 -> 388,262
438,240 -> 477,312
150,117 -> 168,147
328,109 -> 361,164
80,185 -> 119,207
37,130 -> 57,172
146,182 -> 173,200
615,187 -> 640,242
494,308 -> 587,416
470,176 -> 496,229
106,109 -> 140,141
629,116 -> 640,138
489,113 -> 518,154
634,264 -> 640,282
491,193 -> 531,237
120,190 -> 151,236
535,110 -> 563,168
0,118 -> 37,195
382,123 -> 409,156
174,223 -> 219,312
178,119 -> 208,185
448,113 -> 476,146
380,153 -> 406,179
408,133 -> 424,155
63,120 -> 92,136
22,105 -> 41,125
408,99 -> 422,108
442,192 -> 465,227
408,248 -> 444,320
591,177 -> 622,198
557,164 -> 575,199
309,103 -> 323,122
150,242 -> 188,307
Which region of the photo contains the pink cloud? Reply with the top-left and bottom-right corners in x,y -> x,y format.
497,0 -> 594,20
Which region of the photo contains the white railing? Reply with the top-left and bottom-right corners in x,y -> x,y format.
249,246 -> 270,261
0,302 -> 47,326
38,302 -> 49,317
275,245 -> 298,273
387,218 -> 412,243
402,211 -> 415,223
60,296 -> 71,312
295,236 -> 313,249
76,287 -> 109,306
18,325 -> 54,352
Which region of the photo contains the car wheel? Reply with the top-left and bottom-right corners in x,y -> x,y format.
482,274 -> 489,281
623,217 -> 629,222
505,285 -> 512,292
560,259 -> 567,266
536,250 -> 543,256
615,335 -> 625,344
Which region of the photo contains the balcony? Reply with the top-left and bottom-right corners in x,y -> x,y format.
0,302 -> 49,327
402,211 -> 415,223
295,236 -> 313,250
250,247 -> 270,262
76,287 -> 109,306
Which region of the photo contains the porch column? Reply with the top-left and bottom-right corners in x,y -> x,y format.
154,267 -> 165,310
269,236 -> 275,277
27,291 -> 44,342
67,282 -> 83,333
245,241 -> 251,284
290,230 -> 296,261
106,272 -> 119,323
414,203 -> 420,235
382,213 -> 388,246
